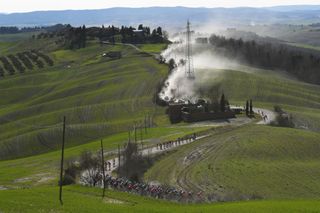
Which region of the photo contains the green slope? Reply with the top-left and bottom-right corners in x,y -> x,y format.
196,68 -> 320,130
145,125 -> 320,200
1,185 -> 320,213
0,40 -> 169,159
1,35 -> 320,212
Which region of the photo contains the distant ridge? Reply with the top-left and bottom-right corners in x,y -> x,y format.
0,6 -> 319,27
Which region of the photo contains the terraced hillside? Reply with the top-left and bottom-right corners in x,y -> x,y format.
0,39 -> 169,160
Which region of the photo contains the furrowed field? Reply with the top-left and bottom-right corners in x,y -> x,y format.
1,33 -> 320,212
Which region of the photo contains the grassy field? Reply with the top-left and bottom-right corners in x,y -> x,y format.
145,125 -> 320,200
137,43 -> 168,54
0,125 -> 209,189
0,40 -> 171,160
1,34 -> 320,212
195,68 -> 320,130
1,185 -> 320,213
0,32 -> 37,42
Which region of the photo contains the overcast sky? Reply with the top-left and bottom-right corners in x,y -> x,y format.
1,0 -> 320,13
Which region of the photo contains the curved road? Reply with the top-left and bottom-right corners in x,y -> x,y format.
95,107 -> 276,176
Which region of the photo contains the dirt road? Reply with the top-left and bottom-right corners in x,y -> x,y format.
102,107 -> 275,174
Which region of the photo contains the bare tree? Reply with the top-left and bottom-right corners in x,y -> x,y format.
79,151 -> 102,186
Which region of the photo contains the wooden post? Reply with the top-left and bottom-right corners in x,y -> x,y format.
144,115 -> 147,134
148,114 -> 151,128
128,130 -> 131,143
134,124 -> 137,143
59,116 -> 66,205
117,144 -> 121,175
100,139 -> 106,198
140,124 -> 143,143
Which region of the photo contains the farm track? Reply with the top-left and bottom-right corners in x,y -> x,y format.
174,127 -> 242,195
103,108 -> 275,171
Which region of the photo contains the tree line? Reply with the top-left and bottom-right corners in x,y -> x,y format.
209,35 -> 320,85
0,51 -> 53,77
36,24 -> 169,50
0,24 -> 67,34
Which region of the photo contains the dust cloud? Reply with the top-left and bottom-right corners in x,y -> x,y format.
159,33 -> 238,102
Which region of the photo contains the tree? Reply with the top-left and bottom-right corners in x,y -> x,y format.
79,151 -> 102,187
119,142 -> 153,182
156,27 -> 163,36
220,94 -> 226,112
168,58 -> 176,72
151,29 -> 157,37
158,55 -> 165,64
0,65 -> 4,77
111,25 -> 115,44
81,25 -> 87,48
245,100 -> 249,116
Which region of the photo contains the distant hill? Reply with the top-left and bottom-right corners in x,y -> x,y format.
266,5 -> 320,12
0,6 -> 320,29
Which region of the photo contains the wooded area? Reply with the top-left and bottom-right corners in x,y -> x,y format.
209,35 -> 320,84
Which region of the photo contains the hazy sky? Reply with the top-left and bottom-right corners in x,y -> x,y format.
1,0 -> 320,13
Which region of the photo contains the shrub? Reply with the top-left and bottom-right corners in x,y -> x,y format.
17,52 -> 33,70
31,50 -> 54,66
8,55 -> 25,73
0,56 -> 15,75
271,105 -> 295,128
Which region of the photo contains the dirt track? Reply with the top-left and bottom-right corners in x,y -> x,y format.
102,107 -> 276,176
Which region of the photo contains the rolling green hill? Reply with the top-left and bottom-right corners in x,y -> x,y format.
0,39 -> 170,160
1,35 -> 320,212
145,125 -> 320,200
196,68 -> 320,130
144,65 -> 320,201
1,185 -> 320,213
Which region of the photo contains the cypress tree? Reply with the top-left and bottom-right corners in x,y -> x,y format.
245,100 -> 249,116
220,94 -> 226,112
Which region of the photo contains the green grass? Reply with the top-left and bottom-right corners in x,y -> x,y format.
1,185 -> 320,213
0,126 -> 209,188
1,36 -> 320,212
0,40 -> 170,159
145,125 -> 320,200
196,68 -> 320,130
0,32 -> 36,42
137,43 -> 168,54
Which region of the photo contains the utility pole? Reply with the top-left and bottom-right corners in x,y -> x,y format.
134,124 -> 137,143
144,115 -> 147,134
117,144 -> 121,175
128,130 -> 131,143
148,115 -> 151,128
100,139 -> 106,198
185,20 -> 195,79
59,116 -> 66,205
140,124 -> 143,143
150,116 -> 153,128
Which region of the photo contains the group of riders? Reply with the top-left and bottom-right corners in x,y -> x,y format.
104,174 -> 204,202
156,133 -> 197,151
104,133 -> 198,171
99,132 -> 202,202
258,109 -> 268,122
